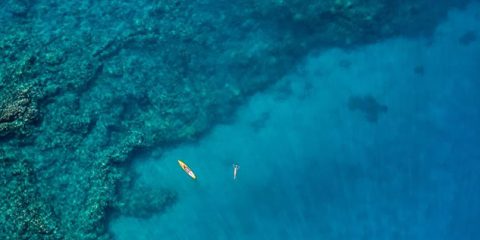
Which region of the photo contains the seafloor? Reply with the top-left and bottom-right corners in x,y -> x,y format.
0,0 -> 473,239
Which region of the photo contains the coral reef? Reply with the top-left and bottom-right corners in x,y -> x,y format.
0,156 -> 60,239
0,89 -> 39,138
111,178 -> 177,219
0,0 -> 469,239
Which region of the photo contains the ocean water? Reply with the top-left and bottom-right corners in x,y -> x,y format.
2,1 -> 479,239
110,2 -> 480,240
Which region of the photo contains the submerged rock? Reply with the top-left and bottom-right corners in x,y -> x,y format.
414,65 -> 425,76
348,95 -> 388,123
459,30 -> 477,46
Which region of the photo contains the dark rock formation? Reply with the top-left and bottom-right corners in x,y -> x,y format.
459,30 -> 477,46
348,95 -> 388,123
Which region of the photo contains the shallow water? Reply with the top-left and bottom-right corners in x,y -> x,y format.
110,3 -> 480,240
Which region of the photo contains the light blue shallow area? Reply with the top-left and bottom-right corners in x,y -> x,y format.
111,3 -> 480,239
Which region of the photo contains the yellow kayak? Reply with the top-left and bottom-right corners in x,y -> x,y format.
178,160 -> 197,180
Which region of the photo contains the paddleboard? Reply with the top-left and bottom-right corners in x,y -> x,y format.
178,160 -> 197,180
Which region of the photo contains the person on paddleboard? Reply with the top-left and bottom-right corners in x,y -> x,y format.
233,164 -> 240,180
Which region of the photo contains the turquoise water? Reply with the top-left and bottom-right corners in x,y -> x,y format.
110,3 -> 480,240
2,1 -> 479,239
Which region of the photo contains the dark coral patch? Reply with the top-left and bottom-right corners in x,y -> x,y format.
459,31 -> 477,46
348,95 -> 388,123
414,65 -> 425,76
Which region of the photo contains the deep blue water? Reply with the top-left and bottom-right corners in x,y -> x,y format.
110,3 -> 480,240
